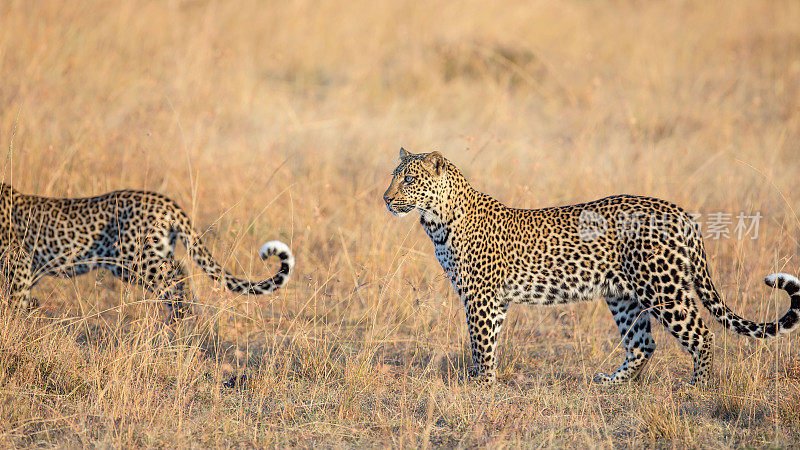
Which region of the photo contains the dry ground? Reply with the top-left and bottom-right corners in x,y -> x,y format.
2,0 -> 800,447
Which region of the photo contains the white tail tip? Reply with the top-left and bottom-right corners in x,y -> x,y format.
259,240 -> 294,268
765,273 -> 800,288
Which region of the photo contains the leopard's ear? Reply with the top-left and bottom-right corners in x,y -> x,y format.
399,147 -> 411,160
423,151 -> 446,175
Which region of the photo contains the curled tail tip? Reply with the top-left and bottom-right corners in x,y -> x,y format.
764,272 -> 800,290
259,240 -> 295,266
765,272 -> 800,312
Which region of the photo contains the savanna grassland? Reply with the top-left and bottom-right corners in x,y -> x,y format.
2,0 -> 800,447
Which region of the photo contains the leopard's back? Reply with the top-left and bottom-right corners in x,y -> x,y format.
494,194 -> 699,305
8,189 -> 184,277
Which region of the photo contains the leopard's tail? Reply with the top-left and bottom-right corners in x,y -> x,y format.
695,269 -> 800,338
175,220 -> 294,295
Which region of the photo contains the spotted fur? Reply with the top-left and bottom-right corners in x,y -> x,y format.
0,184 -> 294,318
383,149 -> 800,386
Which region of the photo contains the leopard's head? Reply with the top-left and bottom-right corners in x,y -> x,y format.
383,148 -> 450,217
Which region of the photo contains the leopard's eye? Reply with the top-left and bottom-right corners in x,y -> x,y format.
404,175 -> 414,184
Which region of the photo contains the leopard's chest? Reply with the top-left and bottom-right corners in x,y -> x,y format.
433,242 -> 457,280
422,218 -> 460,285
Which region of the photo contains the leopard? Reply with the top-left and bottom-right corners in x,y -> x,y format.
0,183 -> 294,319
383,149 -> 800,386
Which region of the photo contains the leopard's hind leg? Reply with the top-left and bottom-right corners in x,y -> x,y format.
594,295 -> 656,385
150,259 -> 191,320
630,254 -> 714,386
2,248 -> 40,310
108,228 -> 191,320
650,295 -> 713,385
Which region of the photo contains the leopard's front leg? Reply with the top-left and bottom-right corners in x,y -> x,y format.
2,247 -> 39,309
464,290 -> 508,386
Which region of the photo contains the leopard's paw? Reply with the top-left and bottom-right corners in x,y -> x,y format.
593,372 -> 614,386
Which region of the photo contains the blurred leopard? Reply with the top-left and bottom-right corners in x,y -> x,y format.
0,184 -> 294,318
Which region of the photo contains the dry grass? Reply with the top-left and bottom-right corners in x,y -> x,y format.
1,0 -> 800,446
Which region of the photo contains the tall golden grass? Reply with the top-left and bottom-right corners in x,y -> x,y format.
1,0 -> 799,446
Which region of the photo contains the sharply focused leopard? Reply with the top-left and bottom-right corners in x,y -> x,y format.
0,184 -> 294,318
383,149 -> 800,386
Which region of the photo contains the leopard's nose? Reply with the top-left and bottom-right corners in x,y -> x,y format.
383,195 -> 393,205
